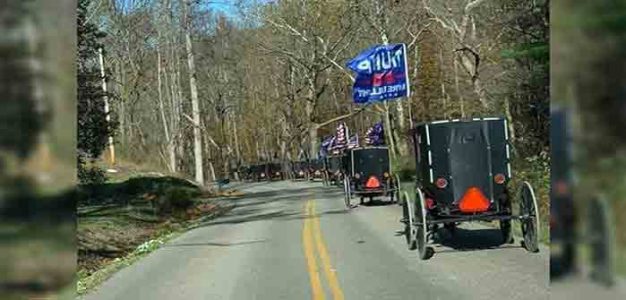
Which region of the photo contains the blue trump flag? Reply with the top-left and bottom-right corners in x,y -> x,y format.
346,43 -> 410,104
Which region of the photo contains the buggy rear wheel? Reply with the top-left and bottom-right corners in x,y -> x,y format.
519,181 -> 540,253
401,191 -> 417,250
416,188 -> 434,260
343,177 -> 352,209
587,195 -> 614,286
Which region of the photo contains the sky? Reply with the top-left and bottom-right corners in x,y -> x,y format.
204,1 -> 239,19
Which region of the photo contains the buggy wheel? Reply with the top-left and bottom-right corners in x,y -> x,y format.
416,188 -> 434,260
343,177 -> 352,209
587,195 -> 614,286
402,191 -> 417,250
518,181 -> 540,253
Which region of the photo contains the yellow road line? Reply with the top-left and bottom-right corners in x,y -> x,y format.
303,200 -> 325,300
310,200 -> 345,300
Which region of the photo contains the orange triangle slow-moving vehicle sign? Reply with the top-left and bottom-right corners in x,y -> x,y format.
365,176 -> 381,188
458,187 -> 490,213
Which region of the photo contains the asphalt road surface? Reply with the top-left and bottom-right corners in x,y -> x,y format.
85,181 -> 549,300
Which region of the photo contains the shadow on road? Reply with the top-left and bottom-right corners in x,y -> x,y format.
360,199 -> 396,207
433,227 -> 521,253
189,183 -> 350,227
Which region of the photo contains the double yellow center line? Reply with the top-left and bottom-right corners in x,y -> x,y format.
302,200 -> 345,300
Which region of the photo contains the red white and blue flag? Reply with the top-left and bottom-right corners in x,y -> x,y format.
364,121 -> 385,146
332,122 -> 349,150
347,43 -> 410,104
347,134 -> 359,149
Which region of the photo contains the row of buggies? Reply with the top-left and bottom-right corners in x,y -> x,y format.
239,160 -> 326,182
331,117 -> 542,260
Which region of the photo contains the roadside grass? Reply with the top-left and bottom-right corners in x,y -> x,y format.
77,169 -> 239,296
76,227 -> 179,296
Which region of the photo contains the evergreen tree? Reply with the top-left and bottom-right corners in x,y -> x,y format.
77,0 -> 113,184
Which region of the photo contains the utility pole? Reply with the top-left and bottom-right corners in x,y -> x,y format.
98,47 -> 115,166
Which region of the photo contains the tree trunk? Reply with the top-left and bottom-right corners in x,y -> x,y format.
156,46 -> 176,173
309,124 -> 318,160
454,58 -> 465,118
182,0 -> 204,185
504,96 -> 516,143
98,47 -> 115,165
382,103 -> 397,159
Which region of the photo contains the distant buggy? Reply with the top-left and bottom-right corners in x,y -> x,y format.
401,118 -> 540,259
308,158 -> 325,181
323,155 -> 344,186
342,146 -> 399,207
267,162 -> 284,181
291,160 -> 310,181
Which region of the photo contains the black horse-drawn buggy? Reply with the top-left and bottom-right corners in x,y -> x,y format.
342,146 -> 399,207
323,155 -> 344,186
248,164 -> 266,182
267,162 -> 284,181
291,160 -> 310,181
308,158 -> 325,181
400,117 -> 540,259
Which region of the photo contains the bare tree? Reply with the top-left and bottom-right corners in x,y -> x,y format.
182,0 -> 204,185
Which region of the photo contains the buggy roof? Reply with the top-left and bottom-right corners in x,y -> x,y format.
413,117 -> 505,129
348,147 -> 390,175
349,146 -> 388,151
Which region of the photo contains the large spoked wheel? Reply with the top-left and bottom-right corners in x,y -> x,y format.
587,195 -> 614,286
402,191 -> 417,250
416,189 -> 434,260
519,181 -> 540,253
343,177 -> 352,209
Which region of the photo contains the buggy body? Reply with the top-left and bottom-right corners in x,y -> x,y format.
267,162 -> 284,181
342,146 -> 398,205
413,118 -> 510,217
308,158 -> 324,180
401,117 -> 540,259
250,164 -> 267,182
324,155 -> 344,186
291,160 -> 310,180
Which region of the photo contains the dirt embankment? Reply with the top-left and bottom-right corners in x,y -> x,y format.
77,173 -> 238,281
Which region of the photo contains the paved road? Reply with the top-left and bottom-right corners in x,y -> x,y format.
85,181 -> 549,300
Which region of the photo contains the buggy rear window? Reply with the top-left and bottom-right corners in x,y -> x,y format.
357,153 -> 386,165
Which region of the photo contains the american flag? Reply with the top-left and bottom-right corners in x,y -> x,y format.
319,136 -> 334,158
347,134 -> 359,149
332,122 -> 348,150
364,121 -> 385,146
